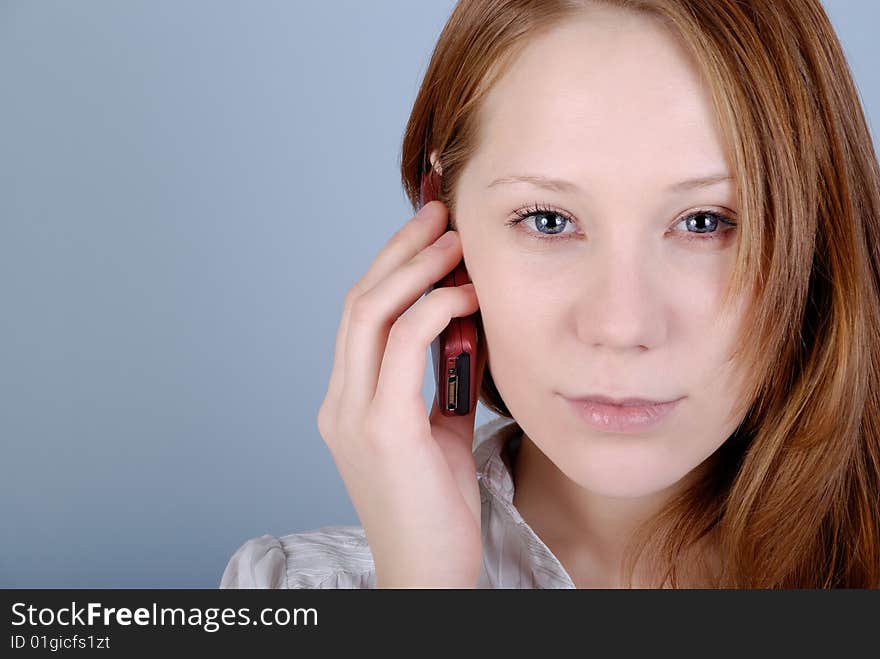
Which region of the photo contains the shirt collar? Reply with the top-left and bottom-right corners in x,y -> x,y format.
473,416 -> 520,503
472,416 -> 576,588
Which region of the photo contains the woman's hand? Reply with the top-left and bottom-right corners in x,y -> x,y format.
316,200 -> 487,588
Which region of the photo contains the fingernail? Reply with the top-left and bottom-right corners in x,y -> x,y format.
436,231 -> 456,247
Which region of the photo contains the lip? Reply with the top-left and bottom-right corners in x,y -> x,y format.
563,395 -> 684,434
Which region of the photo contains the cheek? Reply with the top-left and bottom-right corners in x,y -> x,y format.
668,244 -> 738,307
693,333 -> 753,431
469,268 -> 554,391
464,244 -> 548,319
473,255 -> 557,324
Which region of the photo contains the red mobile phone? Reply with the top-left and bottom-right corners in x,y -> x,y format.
418,169 -> 480,416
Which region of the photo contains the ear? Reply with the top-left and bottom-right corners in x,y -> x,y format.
429,149 -> 443,176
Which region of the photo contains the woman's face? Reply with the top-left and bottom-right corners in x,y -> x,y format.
452,6 -> 751,498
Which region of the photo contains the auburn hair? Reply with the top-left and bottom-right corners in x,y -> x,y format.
399,0 -> 880,587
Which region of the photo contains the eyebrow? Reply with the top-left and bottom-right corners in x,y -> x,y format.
486,172 -> 734,193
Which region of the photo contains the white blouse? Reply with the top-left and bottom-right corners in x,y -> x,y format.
219,415 -> 576,588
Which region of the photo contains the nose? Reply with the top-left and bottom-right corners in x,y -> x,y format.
574,240 -> 667,352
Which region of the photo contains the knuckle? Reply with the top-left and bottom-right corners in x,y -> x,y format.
343,285 -> 362,310
387,228 -> 408,250
316,404 -> 332,438
348,294 -> 376,327
427,285 -> 455,305
387,316 -> 419,346
425,284 -> 447,300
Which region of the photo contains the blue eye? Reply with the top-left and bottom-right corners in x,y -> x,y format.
505,202 -> 738,245
506,203 -> 577,240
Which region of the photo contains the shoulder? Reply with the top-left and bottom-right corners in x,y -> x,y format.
219,525 -> 376,589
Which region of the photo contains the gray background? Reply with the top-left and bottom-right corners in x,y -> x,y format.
1,0 -> 877,588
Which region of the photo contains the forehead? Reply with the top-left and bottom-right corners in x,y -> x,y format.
473,9 -> 729,181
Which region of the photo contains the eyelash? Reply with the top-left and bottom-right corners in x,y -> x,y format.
505,202 -> 738,245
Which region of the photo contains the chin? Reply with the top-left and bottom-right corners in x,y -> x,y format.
559,441 -> 697,499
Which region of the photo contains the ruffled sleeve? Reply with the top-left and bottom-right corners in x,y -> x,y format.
220,534 -> 287,589
219,526 -> 377,589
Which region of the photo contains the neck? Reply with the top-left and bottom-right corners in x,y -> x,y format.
510,429 -> 718,588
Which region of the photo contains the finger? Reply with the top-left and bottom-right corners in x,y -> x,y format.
371,280 -> 479,419
355,201 -> 448,293
321,202 -> 448,418
340,229 -> 467,417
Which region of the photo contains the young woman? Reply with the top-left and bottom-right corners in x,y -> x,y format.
221,0 -> 880,589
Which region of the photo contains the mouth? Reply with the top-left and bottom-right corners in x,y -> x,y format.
561,394 -> 685,434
